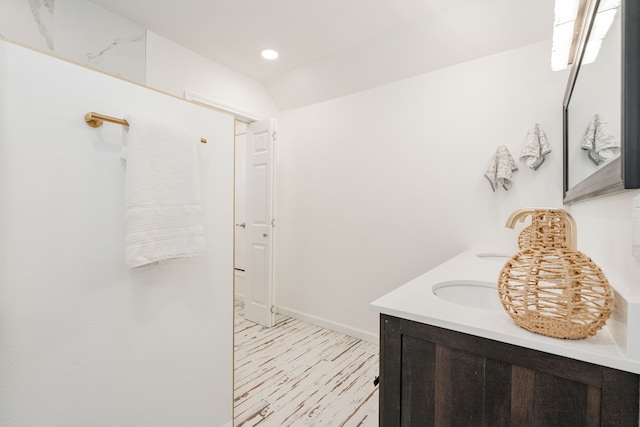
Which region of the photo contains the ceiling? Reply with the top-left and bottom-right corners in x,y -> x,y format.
89,0 -> 556,110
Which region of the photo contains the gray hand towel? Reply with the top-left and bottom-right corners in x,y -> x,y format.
520,123 -> 551,170
485,145 -> 518,191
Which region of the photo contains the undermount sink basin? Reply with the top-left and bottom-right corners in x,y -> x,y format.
432,280 -> 503,310
476,252 -> 511,261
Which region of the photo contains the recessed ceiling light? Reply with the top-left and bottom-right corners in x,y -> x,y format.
261,49 -> 279,60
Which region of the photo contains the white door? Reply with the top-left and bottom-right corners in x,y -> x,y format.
244,118 -> 276,327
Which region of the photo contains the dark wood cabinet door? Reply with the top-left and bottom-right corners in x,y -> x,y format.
379,315 -> 640,427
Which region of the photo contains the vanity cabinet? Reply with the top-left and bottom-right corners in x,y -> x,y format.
379,314 -> 640,426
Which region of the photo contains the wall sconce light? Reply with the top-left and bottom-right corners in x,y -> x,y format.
551,0 -> 620,71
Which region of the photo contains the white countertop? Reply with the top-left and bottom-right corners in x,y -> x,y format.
370,249 -> 640,374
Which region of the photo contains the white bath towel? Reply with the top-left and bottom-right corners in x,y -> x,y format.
581,114 -> 620,165
485,145 -> 518,191
520,123 -> 551,170
123,115 -> 205,268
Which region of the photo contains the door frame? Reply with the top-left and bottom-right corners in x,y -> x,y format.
183,90 -> 278,321
233,121 -> 248,301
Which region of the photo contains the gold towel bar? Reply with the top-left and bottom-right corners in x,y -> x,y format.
84,112 -> 207,144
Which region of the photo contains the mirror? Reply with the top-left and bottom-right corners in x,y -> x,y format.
563,0 -> 640,203
567,3 -> 621,189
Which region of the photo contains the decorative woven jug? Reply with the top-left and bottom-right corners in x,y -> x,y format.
517,225 -> 533,250
498,209 -> 612,339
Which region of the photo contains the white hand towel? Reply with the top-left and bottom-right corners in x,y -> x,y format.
581,114 -> 620,165
485,145 -> 518,191
520,123 -> 551,170
123,115 -> 205,268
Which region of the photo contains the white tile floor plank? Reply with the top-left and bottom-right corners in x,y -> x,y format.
234,300 -> 379,426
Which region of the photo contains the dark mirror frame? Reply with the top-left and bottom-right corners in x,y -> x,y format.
563,0 -> 640,203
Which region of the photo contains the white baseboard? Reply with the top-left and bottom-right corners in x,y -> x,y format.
275,306 -> 379,344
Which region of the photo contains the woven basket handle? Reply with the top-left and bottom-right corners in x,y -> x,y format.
505,208 -> 577,250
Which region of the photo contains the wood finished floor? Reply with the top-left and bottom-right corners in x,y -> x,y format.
234,300 -> 379,426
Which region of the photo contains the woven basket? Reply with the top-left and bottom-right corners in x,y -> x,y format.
498,209 -> 612,339
517,225 -> 532,249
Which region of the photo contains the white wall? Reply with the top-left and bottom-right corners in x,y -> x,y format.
0,41 -> 234,427
0,2 -> 279,119
146,31 -> 278,120
567,191 -> 640,294
0,0 -> 146,84
275,40 -> 568,341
